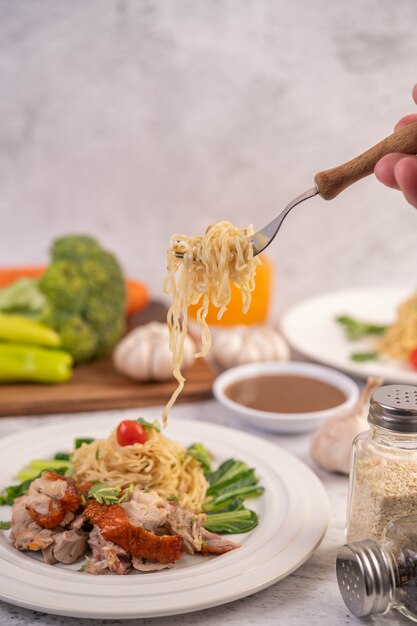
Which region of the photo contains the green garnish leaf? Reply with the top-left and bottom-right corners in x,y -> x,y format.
204,509 -> 259,534
95,448 -> 100,461
87,482 -> 128,505
78,561 -> 88,572
336,315 -> 387,340
350,351 -> 379,362
136,418 -> 161,432
75,437 -> 95,449
0,521 -> 11,530
187,443 -> 212,473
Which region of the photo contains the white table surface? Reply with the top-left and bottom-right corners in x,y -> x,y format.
0,399 -> 409,626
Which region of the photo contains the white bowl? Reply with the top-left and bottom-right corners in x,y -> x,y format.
213,361 -> 359,433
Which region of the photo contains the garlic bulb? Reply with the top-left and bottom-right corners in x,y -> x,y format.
114,322 -> 195,382
310,377 -> 383,475
210,325 -> 289,370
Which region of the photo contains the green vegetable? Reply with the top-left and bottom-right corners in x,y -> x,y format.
336,315 -> 388,340
0,521 -> 11,530
136,418 -> 161,432
0,478 -> 35,505
41,235 -> 126,361
75,437 -> 95,449
206,459 -> 248,487
350,351 -> 379,362
207,468 -> 258,498
208,486 -> 264,506
54,452 -> 71,461
87,482 -> 127,505
187,443 -> 212,473
0,313 -> 61,347
203,497 -> 244,514
0,235 -> 127,364
204,509 -> 259,534
0,343 -> 73,383
16,459 -> 72,482
0,278 -> 49,317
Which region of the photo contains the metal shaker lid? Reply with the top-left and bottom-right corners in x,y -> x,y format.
336,540 -> 393,617
368,385 -> 417,432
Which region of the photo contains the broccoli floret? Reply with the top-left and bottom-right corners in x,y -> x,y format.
51,235 -> 101,261
37,235 -> 126,364
39,260 -> 88,313
55,315 -> 98,363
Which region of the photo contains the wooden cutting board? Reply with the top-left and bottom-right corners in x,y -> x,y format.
0,301 -> 215,417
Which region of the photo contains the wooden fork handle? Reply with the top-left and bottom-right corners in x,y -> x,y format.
314,122 -> 417,200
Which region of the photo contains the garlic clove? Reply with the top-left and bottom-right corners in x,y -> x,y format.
310,377 -> 383,475
212,331 -> 244,369
150,340 -> 175,381
124,341 -> 152,381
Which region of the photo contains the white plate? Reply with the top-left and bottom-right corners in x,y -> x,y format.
0,416 -> 329,619
280,286 -> 417,384
213,361 -> 359,433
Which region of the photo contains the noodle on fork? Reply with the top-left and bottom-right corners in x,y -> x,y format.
163,221 -> 261,425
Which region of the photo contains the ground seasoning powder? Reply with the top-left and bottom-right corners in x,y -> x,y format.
346,385 -> 417,543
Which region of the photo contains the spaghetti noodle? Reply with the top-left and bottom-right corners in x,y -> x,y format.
164,221 -> 261,424
72,427 -> 208,511
379,293 -> 417,361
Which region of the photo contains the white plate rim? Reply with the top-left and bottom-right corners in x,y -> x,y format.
280,286 -> 417,384
0,415 -> 329,619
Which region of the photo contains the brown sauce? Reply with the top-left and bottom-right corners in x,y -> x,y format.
225,374 -> 347,413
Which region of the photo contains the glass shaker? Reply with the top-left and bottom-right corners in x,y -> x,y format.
346,384 -> 417,543
337,514 -> 417,621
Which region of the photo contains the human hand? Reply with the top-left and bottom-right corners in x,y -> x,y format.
374,84 -> 417,209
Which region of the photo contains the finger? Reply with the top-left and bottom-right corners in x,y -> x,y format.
394,156 -> 417,209
374,153 -> 406,189
394,114 -> 417,131
413,83 -> 417,105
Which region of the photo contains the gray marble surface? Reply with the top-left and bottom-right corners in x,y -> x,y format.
0,401 -> 410,625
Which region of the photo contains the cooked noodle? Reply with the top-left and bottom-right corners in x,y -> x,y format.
379,293 -> 417,361
163,221 -> 261,424
72,427 -> 208,511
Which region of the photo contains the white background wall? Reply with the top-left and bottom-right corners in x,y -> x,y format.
1,0 -> 417,315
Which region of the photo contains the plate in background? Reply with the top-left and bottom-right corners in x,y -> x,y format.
0,416 -> 329,619
280,286 -> 417,384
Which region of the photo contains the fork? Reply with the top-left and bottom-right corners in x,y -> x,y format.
175,122 -> 417,258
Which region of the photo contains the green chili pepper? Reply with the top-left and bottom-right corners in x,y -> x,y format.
0,313 -> 61,347
0,343 -> 73,383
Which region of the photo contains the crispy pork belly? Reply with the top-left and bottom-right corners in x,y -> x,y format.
9,495 -> 54,551
84,500 -> 183,564
201,528 -> 240,554
25,472 -> 82,529
86,526 -> 131,575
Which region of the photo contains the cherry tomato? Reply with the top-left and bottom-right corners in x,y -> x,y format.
116,420 -> 147,446
410,348 -> 417,370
